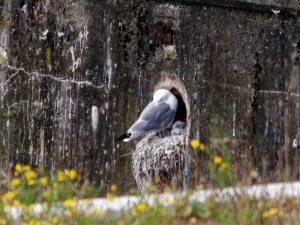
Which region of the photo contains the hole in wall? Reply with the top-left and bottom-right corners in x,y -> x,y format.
170,87 -> 187,123
155,78 -> 190,136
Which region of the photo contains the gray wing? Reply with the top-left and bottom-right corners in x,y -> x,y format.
129,102 -> 176,133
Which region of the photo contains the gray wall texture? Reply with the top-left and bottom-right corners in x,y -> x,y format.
1,0 -> 300,193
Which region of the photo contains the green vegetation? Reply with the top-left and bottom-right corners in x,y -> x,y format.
0,140 -> 300,224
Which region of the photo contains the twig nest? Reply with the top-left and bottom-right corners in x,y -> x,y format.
132,133 -> 193,192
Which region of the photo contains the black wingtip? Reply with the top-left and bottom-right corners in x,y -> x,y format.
115,132 -> 131,142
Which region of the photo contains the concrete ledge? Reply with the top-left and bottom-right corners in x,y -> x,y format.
158,0 -> 300,14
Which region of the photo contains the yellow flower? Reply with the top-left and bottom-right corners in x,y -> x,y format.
23,165 -> 32,171
66,169 -> 77,180
57,171 -> 66,182
68,208 -> 77,217
131,209 -> 138,216
106,192 -> 115,201
0,218 -> 7,225
200,143 -> 205,150
155,176 -> 160,183
85,210 -> 92,217
11,178 -> 21,187
29,220 -> 36,225
40,177 -> 48,185
136,203 -> 146,211
262,211 -> 270,218
15,164 -> 22,172
29,204 -> 35,210
190,139 -> 200,148
27,179 -> 35,186
25,171 -> 36,180
117,220 -> 125,225
163,196 -> 170,202
219,162 -> 228,172
13,200 -> 21,206
262,207 -> 283,218
52,217 -> 59,224
63,199 -> 74,208
4,191 -> 17,201
96,209 -> 103,216
53,182 -> 58,189
171,199 -> 178,205
214,156 -> 223,165
82,199 -> 90,206
129,188 -> 136,194
111,184 -> 117,192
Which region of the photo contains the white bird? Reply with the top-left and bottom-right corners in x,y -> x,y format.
116,89 -> 178,142
171,121 -> 186,136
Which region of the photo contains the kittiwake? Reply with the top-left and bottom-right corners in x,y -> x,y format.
171,120 -> 186,135
116,89 -> 178,142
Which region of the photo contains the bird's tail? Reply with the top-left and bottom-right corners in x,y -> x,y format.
115,132 -> 131,142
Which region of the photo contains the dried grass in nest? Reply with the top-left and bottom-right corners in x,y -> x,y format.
132,133 -> 194,192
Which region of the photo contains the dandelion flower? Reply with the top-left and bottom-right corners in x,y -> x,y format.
11,178 -> 21,187
262,211 -> 270,218
67,169 -> 77,180
190,139 -> 200,148
117,221 -> 125,225
25,171 -> 36,180
27,179 -> 35,186
106,192 -> 115,201
53,182 -> 58,189
163,196 -> 170,202
155,176 -> 160,183
0,219 -> 7,225
68,208 -> 77,217
52,217 -> 59,224
171,199 -> 178,205
219,162 -> 228,171
111,184 -> 117,192
63,199 -> 74,208
29,220 -> 36,225
57,171 -> 66,182
23,165 -> 32,171
136,203 -> 146,211
131,209 -> 138,216
200,143 -> 205,150
13,200 -> 21,206
4,191 -> 17,201
96,209 -> 103,216
15,164 -> 22,172
269,207 -> 279,215
40,177 -> 48,185
214,156 -> 223,165
85,210 -> 92,217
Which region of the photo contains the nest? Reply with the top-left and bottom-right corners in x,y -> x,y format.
132,133 -> 194,192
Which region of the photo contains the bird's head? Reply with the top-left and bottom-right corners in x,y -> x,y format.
153,89 -> 172,103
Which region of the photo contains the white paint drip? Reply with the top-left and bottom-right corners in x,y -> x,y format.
107,23 -> 113,93
91,106 -> 99,132
68,25 -> 89,74
232,102 -> 236,137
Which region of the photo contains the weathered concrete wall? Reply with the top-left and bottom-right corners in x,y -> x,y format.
1,0 -> 300,193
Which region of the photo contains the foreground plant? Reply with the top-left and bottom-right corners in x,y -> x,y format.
0,165 -> 300,225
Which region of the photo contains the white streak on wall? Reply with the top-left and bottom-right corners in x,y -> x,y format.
91,106 -> 99,132
232,102 -> 236,137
